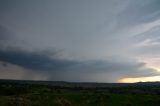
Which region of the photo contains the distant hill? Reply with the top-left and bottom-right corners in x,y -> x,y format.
0,79 -> 160,88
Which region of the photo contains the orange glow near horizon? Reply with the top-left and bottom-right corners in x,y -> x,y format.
119,76 -> 160,83
120,58 -> 160,83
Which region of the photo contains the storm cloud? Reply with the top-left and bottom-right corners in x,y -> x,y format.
0,48 -> 159,82
0,0 -> 160,82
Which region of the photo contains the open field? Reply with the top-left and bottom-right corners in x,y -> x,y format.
0,80 -> 160,106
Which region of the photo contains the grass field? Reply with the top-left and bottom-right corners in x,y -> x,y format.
0,80 -> 160,106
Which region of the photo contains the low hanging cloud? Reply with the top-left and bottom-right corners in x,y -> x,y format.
0,48 -> 159,82
0,49 -> 77,71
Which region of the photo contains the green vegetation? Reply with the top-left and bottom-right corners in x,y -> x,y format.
0,80 -> 160,106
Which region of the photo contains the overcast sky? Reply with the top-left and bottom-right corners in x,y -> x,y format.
0,0 -> 160,82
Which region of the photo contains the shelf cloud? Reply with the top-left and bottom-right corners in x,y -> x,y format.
0,0 -> 160,82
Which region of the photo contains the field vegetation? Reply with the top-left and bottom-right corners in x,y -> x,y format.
0,80 -> 160,106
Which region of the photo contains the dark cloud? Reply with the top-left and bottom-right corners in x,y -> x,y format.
0,0 -> 160,82
0,49 -> 159,79
0,49 -> 78,71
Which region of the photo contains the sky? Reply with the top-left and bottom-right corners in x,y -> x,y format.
0,0 -> 160,83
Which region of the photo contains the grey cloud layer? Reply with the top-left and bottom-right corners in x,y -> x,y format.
117,0 -> 160,27
0,0 -> 160,82
0,49 -> 159,81
0,25 -> 10,40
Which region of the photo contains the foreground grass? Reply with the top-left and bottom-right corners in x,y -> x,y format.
0,80 -> 160,106
0,91 -> 160,106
